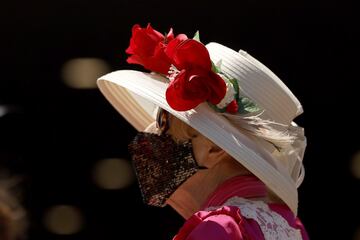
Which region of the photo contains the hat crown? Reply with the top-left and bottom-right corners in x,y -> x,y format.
206,42 -> 303,126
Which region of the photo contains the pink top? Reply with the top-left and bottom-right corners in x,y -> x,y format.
173,175 -> 309,240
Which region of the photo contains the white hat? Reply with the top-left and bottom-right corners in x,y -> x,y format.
97,41 -> 306,215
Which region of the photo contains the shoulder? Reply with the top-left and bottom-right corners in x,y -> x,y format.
174,197 -> 309,240
173,205 -> 262,240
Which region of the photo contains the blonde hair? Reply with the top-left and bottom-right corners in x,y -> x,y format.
166,115 -> 198,143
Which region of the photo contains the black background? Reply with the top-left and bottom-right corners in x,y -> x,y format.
0,0 -> 359,239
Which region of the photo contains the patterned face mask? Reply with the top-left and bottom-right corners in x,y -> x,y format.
128,132 -> 200,207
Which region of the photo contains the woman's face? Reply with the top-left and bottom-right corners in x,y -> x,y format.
142,113 -> 245,217
188,133 -> 222,168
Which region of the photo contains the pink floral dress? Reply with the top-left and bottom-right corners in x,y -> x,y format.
173,175 -> 309,240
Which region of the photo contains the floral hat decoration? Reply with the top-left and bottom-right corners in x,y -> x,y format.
125,24 -> 260,115
97,23 -> 306,215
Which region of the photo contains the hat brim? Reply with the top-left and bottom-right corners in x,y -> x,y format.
97,69 -> 298,214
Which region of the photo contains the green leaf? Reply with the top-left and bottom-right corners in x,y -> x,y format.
193,31 -> 201,42
211,61 -> 222,73
238,97 -> 261,114
228,78 -> 239,99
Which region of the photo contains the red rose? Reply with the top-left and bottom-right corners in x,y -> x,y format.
165,39 -> 226,111
126,24 -> 187,75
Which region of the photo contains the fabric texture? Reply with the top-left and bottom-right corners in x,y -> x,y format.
173,175 -> 309,240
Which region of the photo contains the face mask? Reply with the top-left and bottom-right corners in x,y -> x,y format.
128,132 -> 200,207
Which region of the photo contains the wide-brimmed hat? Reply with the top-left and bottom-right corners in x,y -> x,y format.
97,25 -> 306,214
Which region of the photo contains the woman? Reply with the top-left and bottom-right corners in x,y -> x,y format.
97,24 -> 309,239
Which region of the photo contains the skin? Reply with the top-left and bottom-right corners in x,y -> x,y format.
145,117 -> 270,219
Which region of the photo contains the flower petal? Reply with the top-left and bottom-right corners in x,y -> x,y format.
172,39 -> 212,70
146,23 -> 165,42
126,54 -> 143,65
143,43 -> 171,74
166,70 -> 209,111
206,71 -> 227,104
165,34 -> 188,64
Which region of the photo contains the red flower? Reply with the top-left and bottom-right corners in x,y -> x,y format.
126,24 -> 187,75
165,39 -> 226,111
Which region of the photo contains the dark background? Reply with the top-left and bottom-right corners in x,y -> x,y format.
1,0 -> 359,239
